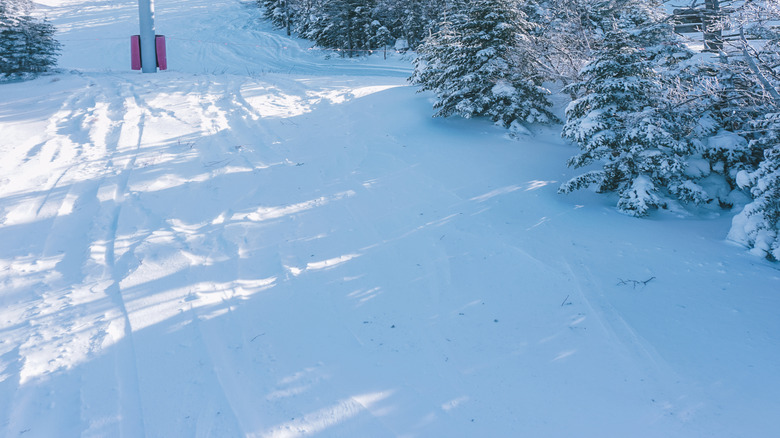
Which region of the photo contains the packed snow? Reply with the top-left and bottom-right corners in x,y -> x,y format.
1,0 -> 779,437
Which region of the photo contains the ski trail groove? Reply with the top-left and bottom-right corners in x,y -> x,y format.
105,79 -> 149,438
73,75 -> 150,437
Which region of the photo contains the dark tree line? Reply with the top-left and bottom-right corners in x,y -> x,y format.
264,0 -> 778,260
258,0 -> 447,53
0,0 -> 60,79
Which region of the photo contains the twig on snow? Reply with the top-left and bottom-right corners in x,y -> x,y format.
617,277 -> 656,289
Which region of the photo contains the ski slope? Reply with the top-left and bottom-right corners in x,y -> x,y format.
1,0 -> 779,436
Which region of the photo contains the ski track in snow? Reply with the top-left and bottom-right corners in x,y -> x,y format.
1,0 -> 779,436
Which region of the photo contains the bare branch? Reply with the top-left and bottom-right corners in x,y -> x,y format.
617,277 -> 656,289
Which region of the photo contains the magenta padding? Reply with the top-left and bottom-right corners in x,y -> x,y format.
155,35 -> 167,70
131,35 -> 141,70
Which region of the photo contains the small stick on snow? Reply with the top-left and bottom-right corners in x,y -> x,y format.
617,277 -> 656,289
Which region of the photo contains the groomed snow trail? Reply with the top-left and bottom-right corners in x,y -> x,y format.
1,0 -> 779,436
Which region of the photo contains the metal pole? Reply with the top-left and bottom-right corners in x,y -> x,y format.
138,0 -> 157,73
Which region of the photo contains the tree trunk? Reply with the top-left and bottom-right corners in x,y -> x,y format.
702,0 -> 723,52
284,1 -> 291,36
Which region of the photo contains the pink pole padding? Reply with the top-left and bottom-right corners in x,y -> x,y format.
155,35 -> 167,71
131,35 -> 142,70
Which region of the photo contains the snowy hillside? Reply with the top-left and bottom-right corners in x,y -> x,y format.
1,0 -> 779,436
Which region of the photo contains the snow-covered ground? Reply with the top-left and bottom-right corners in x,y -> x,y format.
1,1 -> 779,436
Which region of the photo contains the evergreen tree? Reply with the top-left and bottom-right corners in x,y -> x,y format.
725,2 -> 780,260
410,3 -> 467,108
257,0 -> 453,52
729,114 -> 780,260
0,0 -> 60,78
559,23 -> 704,216
367,18 -> 392,49
260,0 -> 294,35
669,1 -> 780,217
305,0 -> 380,56
378,0 -> 445,49
411,0 -> 555,128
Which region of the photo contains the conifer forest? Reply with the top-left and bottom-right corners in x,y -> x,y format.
258,0 -> 780,260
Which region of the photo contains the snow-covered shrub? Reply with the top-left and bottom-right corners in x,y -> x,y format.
729,115 -> 780,261
729,146 -> 780,260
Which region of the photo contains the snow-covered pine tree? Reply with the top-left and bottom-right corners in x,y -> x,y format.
260,0 -> 294,35
305,0 -> 379,56
409,3 -> 463,101
258,0 -> 449,53
19,16 -> 59,73
0,0 -> 26,23
0,0 -> 28,75
559,18 -> 705,216
367,18 -> 392,50
657,0 -> 780,219
410,0 -> 555,129
0,0 -> 60,78
729,113 -> 780,260
378,0 -> 445,49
